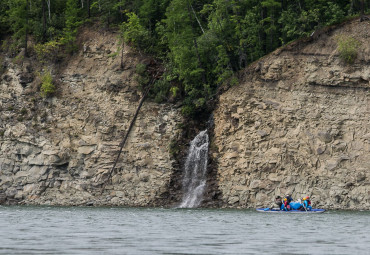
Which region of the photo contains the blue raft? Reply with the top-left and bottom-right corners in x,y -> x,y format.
256,208 -> 326,213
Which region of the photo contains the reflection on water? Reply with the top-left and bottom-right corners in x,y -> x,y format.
0,206 -> 369,254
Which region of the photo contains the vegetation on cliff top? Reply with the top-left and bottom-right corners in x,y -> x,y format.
0,0 -> 368,117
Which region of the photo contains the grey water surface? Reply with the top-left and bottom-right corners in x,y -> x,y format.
0,206 -> 369,255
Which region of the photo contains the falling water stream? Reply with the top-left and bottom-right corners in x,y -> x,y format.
179,130 -> 209,208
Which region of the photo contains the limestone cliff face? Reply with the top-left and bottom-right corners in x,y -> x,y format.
213,19 -> 370,209
0,28 -> 182,206
1,20 -> 369,210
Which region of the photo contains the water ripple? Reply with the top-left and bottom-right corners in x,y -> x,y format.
0,207 -> 369,254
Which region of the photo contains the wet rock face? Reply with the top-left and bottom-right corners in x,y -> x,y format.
0,28 -> 183,206
213,20 -> 370,210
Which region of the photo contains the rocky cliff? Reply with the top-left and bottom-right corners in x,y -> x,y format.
1,20 -> 369,210
0,27 -> 183,206
213,19 -> 370,209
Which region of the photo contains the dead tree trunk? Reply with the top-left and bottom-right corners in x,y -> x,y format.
101,73 -> 158,191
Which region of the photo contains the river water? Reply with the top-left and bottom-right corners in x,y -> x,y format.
0,206 -> 369,255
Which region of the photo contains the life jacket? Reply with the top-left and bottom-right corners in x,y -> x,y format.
302,198 -> 312,210
283,198 -> 291,210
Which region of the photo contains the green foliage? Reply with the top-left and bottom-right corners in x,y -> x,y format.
337,36 -> 361,64
121,12 -> 150,50
279,7 -> 320,44
0,1 -> 9,38
213,45 -> 233,85
34,40 -> 62,62
170,86 -> 179,98
91,0 -> 124,26
0,56 -> 5,74
62,0 -> 83,53
107,51 -> 119,58
135,63 -> 149,90
181,105 -> 195,117
135,63 -> 147,75
6,0 -> 29,52
40,71 -> 55,97
151,79 -> 172,103
65,0 -> 83,31
324,2 -> 346,26
230,76 -> 238,87
0,0 -> 368,118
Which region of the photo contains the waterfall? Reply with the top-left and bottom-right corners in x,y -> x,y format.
179,130 -> 209,208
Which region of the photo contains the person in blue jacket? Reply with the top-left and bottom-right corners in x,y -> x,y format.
302,196 -> 312,210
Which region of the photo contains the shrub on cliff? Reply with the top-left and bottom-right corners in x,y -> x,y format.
34,40 -> 62,63
40,71 -> 55,97
337,36 -> 361,64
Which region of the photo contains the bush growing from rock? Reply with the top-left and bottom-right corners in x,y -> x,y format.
40,71 -> 55,97
337,35 -> 361,64
34,40 -> 62,63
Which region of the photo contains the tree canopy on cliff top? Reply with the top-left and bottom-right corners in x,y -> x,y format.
0,0 -> 368,117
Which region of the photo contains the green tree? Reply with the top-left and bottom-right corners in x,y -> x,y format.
0,1 -> 9,41
279,6 -> 320,43
62,0 -> 83,52
6,0 -> 30,56
139,0 -> 170,32
260,0 -> 282,53
159,0 -> 211,115
120,12 -> 150,49
90,0 -> 130,26
1,0 -> 366,118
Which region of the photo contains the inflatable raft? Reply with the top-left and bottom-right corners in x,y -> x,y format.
256,208 -> 326,213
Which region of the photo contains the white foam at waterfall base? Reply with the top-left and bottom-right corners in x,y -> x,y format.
179,130 -> 209,208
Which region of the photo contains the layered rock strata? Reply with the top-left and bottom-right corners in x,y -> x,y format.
213,19 -> 370,209
0,28 -> 182,206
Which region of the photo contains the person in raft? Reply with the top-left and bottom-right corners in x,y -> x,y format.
301,196 -> 312,211
282,194 -> 293,211
270,196 -> 283,210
